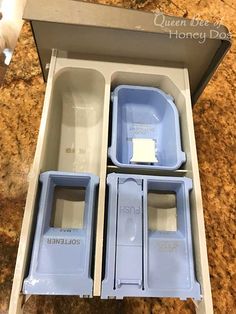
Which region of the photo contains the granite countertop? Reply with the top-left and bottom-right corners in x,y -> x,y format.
0,0 -> 235,313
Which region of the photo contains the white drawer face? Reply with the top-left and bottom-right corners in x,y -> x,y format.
9,50 -> 213,314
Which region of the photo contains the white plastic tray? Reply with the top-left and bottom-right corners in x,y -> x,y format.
9,50 -> 213,314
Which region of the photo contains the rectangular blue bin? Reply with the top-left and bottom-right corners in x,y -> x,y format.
23,171 -> 99,297
108,85 -> 186,170
102,173 -> 201,300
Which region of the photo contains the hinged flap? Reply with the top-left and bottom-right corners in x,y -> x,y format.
24,0 -> 231,103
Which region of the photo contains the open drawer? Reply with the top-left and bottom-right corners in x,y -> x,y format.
9,51 -> 211,313
9,1 -> 231,313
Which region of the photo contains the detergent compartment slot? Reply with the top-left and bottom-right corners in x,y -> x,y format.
23,171 -> 99,297
102,173 -> 201,300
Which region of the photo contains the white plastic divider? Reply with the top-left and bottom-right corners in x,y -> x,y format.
9,50 -> 212,314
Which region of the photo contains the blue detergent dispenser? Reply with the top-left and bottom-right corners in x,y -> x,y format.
23,171 -> 99,296
102,173 -> 201,300
108,85 -> 186,170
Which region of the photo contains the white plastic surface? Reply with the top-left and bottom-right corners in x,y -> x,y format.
42,67 -> 105,175
148,192 -> 177,232
130,138 -> 158,164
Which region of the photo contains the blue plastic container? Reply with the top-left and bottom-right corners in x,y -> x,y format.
102,173 -> 201,300
108,85 -> 186,170
23,171 -> 99,296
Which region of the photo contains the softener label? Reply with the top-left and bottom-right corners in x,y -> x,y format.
46,238 -> 80,245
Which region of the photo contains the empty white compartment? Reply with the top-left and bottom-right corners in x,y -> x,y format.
42,67 -> 106,175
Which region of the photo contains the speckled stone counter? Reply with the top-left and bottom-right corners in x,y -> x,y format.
0,1 -> 235,313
